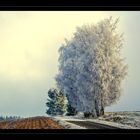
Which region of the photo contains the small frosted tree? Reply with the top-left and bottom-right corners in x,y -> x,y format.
56,17 -> 128,118
46,88 -> 67,116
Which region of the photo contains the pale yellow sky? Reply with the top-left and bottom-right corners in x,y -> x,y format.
0,11 -> 123,81
0,11 -> 137,116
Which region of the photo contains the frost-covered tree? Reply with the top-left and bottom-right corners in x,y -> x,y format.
56,17 -> 128,118
46,88 -> 67,116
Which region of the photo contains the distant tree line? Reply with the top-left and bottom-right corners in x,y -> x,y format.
0,116 -> 21,121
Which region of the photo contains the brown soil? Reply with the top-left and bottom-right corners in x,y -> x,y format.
0,116 -> 64,129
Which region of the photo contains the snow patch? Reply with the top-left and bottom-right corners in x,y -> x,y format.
52,116 -> 86,129
87,119 -> 138,129
98,112 -> 140,129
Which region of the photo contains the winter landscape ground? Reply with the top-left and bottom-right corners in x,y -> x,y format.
53,111 -> 140,129
99,111 -> 140,128
0,112 -> 139,129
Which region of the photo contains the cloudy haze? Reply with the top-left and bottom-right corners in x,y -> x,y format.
0,11 -> 139,117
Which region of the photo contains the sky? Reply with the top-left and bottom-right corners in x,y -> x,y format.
0,11 -> 139,117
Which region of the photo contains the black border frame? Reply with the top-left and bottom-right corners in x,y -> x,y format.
0,6 -> 140,11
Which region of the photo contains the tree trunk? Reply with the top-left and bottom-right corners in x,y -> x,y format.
95,98 -> 104,117
100,102 -> 104,116
84,99 -> 104,118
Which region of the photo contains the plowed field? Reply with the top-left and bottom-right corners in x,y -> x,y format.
0,116 -> 64,129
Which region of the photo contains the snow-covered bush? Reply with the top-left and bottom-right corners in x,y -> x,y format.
56,17 -> 128,118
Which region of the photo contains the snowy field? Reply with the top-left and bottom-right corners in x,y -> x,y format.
52,112 -> 140,129
98,111 -> 140,129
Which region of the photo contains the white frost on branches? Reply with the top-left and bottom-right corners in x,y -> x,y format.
56,17 -> 128,117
